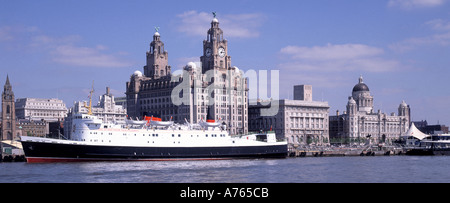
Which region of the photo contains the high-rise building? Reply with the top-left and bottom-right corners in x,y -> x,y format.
126,14 -> 248,135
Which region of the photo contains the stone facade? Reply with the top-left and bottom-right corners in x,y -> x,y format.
15,98 -> 68,122
126,16 -> 248,135
249,86 -> 330,146
293,85 -> 313,102
1,75 -> 17,140
144,31 -> 171,79
17,119 -> 48,138
329,76 -> 411,145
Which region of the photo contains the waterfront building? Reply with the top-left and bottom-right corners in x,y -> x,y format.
329,76 -> 410,145
1,75 -> 50,141
15,98 -> 68,122
126,15 -> 248,135
412,120 -> 449,135
249,85 -> 330,146
1,75 -> 17,140
64,87 -> 127,138
17,119 -> 48,138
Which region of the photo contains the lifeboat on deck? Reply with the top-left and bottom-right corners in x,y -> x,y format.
199,119 -> 221,128
144,116 -> 174,127
125,115 -> 147,126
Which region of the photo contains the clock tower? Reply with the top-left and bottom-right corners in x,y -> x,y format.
200,13 -> 231,74
2,75 -> 16,140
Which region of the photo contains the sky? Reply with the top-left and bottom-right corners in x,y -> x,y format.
1,0 -> 449,125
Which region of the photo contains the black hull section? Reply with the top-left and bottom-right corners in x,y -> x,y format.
430,149 -> 450,156
21,141 -> 287,162
405,148 -> 450,156
405,148 -> 434,156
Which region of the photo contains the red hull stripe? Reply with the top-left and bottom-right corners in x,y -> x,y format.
26,157 -> 231,163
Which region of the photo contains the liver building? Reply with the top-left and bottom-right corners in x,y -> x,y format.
126,14 -> 248,135
329,76 -> 410,145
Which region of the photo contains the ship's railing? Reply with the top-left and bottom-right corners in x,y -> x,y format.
233,131 -> 286,143
247,131 -> 275,134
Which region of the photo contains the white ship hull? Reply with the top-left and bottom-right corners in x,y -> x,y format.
21,114 -> 287,162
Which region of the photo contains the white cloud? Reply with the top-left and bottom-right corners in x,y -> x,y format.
389,19 -> 450,52
425,19 -> 450,31
176,11 -> 210,36
0,26 -> 14,41
175,56 -> 200,69
176,10 -> 265,38
280,44 -> 384,61
0,26 -> 38,42
389,32 -> 450,52
31,33 -> 132,68
31,34 -> 81,47
276,43 -> 404,91
51,45 -> 131,68
279,43 -> 401,73
277,71 -> 351,89
0,25 -> 132,68
388,0 -> 446,9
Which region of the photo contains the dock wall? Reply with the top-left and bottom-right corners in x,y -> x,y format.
289,147 -> 405,157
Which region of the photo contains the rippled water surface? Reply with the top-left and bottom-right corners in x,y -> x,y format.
1,156 -> 450,183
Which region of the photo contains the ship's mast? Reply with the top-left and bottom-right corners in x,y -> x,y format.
84,81 -> 94,115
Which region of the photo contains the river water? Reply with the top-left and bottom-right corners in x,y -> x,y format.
1,156 -> 450,183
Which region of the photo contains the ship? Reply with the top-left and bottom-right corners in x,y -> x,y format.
20,87 -> 287,163
402,123 -> 450,155
405,134 -> 450,156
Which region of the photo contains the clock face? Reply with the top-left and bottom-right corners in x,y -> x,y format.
218,47 -> 225,58
205,48 -> 212,57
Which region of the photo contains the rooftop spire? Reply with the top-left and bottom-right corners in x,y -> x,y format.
5,74 -> 10,86
3,74 -> 14,98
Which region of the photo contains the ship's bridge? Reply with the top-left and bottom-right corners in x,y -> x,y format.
73,113 -> 102,130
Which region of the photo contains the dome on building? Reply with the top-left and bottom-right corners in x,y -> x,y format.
353,83 -> 370,92
352,75 -> 370,92
154,32 -> 160,37
186,61 -> 197,72
212,18 -> 219,23
400,100 -> 408,107
348,97 -> 356,105
232,66 -> 240,74
187,61 -> 196,69
133,70 -> 143,77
